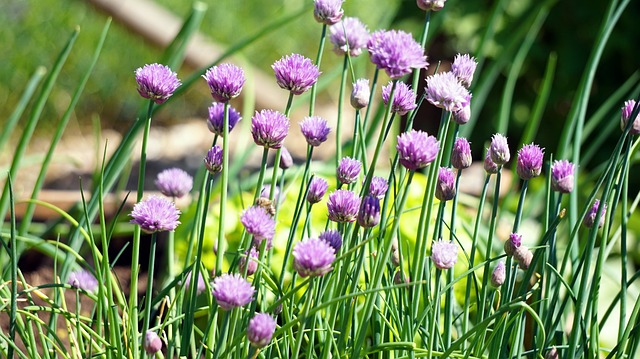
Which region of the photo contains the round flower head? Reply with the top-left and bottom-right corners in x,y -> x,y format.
135,63 -> 181,104
337,157 -> 362,185
489,133 -> 510,165
451,54 -> 478,88
144,331 -> 162,355
367,30 -> 428,80
516,143 -> 544,180
425,71 -> 471,113
483,150 -> 499,174
417,0 -> 446,11
184,270 -> 206,295
382,81 -> 417,116
369,176 -> 389,199
272,54 -> 321,95
130,195 -> 181,233
327,189 -> 361,223
451,137 -> 472,170
307,176 -> 329,204
203,63 -> 245,102
300,116 -> 331,147
313,0 -> 344,25
351,78 -> 370,109
251,109 -> 290,149
155,168 -> 193,199
453,102 -> 471,125
247,313 -> 277,348
329,17 -> 370,57
239,246 -> 259,276
584,199 -> 607,229
293,237 -> 336,277
358,194 -> 381,228
491,261 -> 506,287
504,232 -> 522,256
319,229 -> 342,252
396,129 -> 440,171
241,206 -> 276,243
212,273 -> 255,310
435,167 -> 456,201
67,269 -> 98,292
551,160 -> 575,193
207,102 -> 242,136
204,145 -> 223,174
279,146 -> 294,169
621,99 -> 640,135
430,239 -> 458,270
514,245 -> 533,270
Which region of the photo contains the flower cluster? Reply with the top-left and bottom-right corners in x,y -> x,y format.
329,17 -> 370,57
135,63 -> 181,104
396,130 -> 440,171
382,81 -> 417,116
272,54 -> 321,95
293,237 -> 336,277
203,63 -> 245,102
207,102 -> 242,136
367,30 -> 428,79
130,195 -> 181,233
425,71 -> 470,113
155,168 -> 193,199
212,273 -> 255,310
251,109 -> 290,149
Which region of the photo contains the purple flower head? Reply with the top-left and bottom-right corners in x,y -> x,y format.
584,199 -> 607,229
504,232 -> 522,256
184,270 -> 206,295
425,71 -> 471,113
337,157 -> 362,185
207,102 -> 242,136
358,194 -> 381,228
369,176 -> 389,199
203,63 -> 245,102
621,99 -> 640,135
313,0 -> 344,25
319,229 -> 342,252
491,261 -> 506,287
251,109 -> 290,149
247,313 -> 277,348
67,269 -> 98,292
551,160 -> 576,193
135,63 -> 181,104
241,206 -> 276,244
367,30 -> 428,80
396,129 -> 440,171
155,168 -> 193,199
451,54 -> 478,88
272,54 -> 321,95
300,116 -> 331,147
144,331 -> 162,355
453,101 -> 471,125
239,246 -> 259,276
489,133 -> 510,165
435,167 -> 456,202
329,17 -> 370,57
130,195 -> 181,233
417,0 -> 446,11
327,189 -> 361,223
483,150 -> 499,174
430,239 -> 458,270
279,147 -> 294,169
351,78 -> 371,109
382,81 -> 417,116
307,176 -> 329,204
451,137 -> 472,170
516,143 -> 544,180
212,273 -> 255,310
293,237 -> 336,277
204,146 -> 223,174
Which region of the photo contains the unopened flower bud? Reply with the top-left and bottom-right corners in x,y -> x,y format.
483,151 -> 499,174
435,167 -> 456,201
394,270 -> 410,285
491,261 -> 506,287
514,245 -> 533,270
279,147 -> 293,169
144,331 -> 162,355
504,232 -> 522,256
351,79 -> 370,109
584,199 -> 607,229
451,137 -> 472,170
545,346 -> 558,359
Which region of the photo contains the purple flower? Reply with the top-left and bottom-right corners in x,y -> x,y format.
329,17 -> 369,57
451,137 -> 472,170
319,229 -> 342,252
184,270 -> 206,295
327,189 -> 361,223
337,157 -> 362,185
144,331 -> 162,355
435,167 -> 456,201
551,160 -> 575,193
453,102 -> 471,125
279,147 -> 294,169
212,273 -> 255,310
272,54 -> 321,95
351,78 -> 370,109
483,150 -> 499,174
241,206 -> 276,244
207,102 -> 242,136
396,129 -> 440,171
251,109 -> 290,149
239,246 -> 259,276
516,143 -> 544,180
130,195 -> 181,233
67,269 -> 98,292
489,133 -> 510,165
425,71 -> 471,113
204,145 -> 223,174
203,63 -> 245,102
417,0 -> 446,11
300,116 -> 331,146
491,261 -> 506,287
357,194 -> 381,228
155,168 -> 193,199
135,63 -> 181,104
382,81 -> 417,116
307,177 -> 329,204
430,239 -> 458,270
247,313 -> 277,348
313,0 -> 344,25
293,238 -> 336,277
367,30 -> 428,80
368,176 -> 389,199
504,232 -> 522,256
584,199 -> 607,229
514,246 -> 533,270
621,99 -> 640,135
451,54 -> 478,88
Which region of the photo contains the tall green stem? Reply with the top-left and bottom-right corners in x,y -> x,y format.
216,102 -> 231,274
142,232 -> 159,357
336,55 -> 349,167
309,24 -> 327,116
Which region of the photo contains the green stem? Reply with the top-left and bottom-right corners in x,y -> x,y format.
216,102 -> 231,275
309,24 -> 327,116
292,278 -> 316,359
336,55 -> 348,167
142,232 -> 159,358
427,269 -> 442,359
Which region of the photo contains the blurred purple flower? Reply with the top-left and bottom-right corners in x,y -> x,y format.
504,232 -> 522,256
279,147 -> 294,169
451,54 -> 478,88
144,331 -> 162,355
367,30 -> 428,80
241,206 -> 276,244
329,17 -> 369,56
491,261 -> 506,287
300,116 -> 331,147
417,0 -> 446,11
313,0 -> 344,25
67,269 -> 98,292
483,150 -> 499,174
247,313 -> 277,348
184,270 -> 206,295
293,237 -> 336,277
368,176 -> 389,199
584,199 -> 607,229
431,239 -> 458,270
212,273 -> 255,310
155,168 -> 193,199
239,246 -> 259,276
135,63 -> 181,104
319,229 -> 342,252
204,145 -> 223,174
453,102 -> 471,125
621,99 -> 640,135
